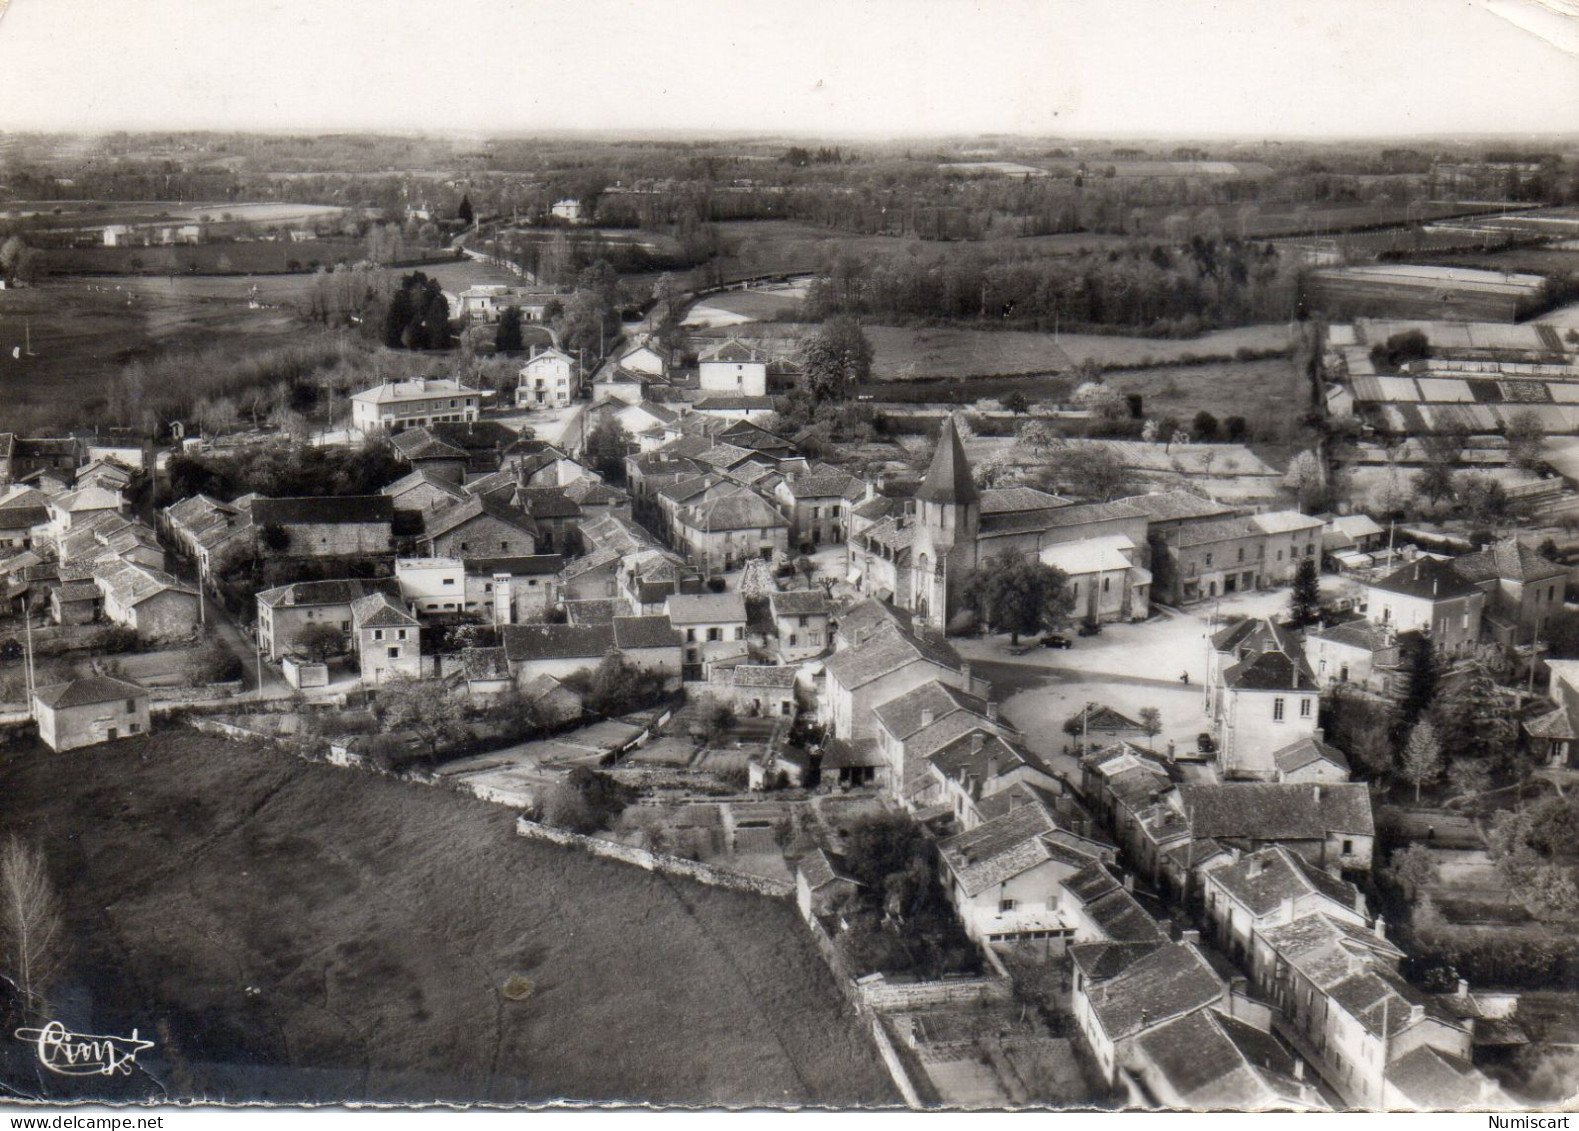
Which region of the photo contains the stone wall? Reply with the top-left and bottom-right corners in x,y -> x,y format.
513,816 -> 794,899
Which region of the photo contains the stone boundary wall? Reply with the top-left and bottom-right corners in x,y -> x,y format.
513,816 -> 793,899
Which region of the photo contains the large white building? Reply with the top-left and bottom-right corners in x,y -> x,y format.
517,347 -> 579,408
350,379 -> 482,435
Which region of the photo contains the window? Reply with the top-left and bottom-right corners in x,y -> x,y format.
1237,546 -> 1245,563
387,646 -> 400,658
999,898 -> 1016,914
707,627 -> 721,642
1276,549 -> 1283,562
789,633 -> 798,646
125,699 -> 136,713
1102,577 -> 1110,593
442,577 -> 455,587
1300,698 -> 1312,718
373,629 -> 384,641
501,541 -> 509,551
1205,553 -> 1214,567
459,541 -> 470,553
799,615 -> 809,627
129,722 -> 141,733
397,630 -> 407,641
1273,697 -> 1285,721
1342,839 -> 1354,855
808,631 -> 822,646
735,626 -> 745,640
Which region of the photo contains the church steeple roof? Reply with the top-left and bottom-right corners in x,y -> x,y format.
917,416 -> 980,506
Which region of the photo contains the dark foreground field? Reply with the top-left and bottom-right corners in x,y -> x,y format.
0,731 -> 896,1107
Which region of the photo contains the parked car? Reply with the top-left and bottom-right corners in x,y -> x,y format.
1077,621 -> 1102,637
1196,732 -> 1218,754
1041,633 -> 1072,650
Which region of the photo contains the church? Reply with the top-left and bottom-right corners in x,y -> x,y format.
848,417 -> 1154,632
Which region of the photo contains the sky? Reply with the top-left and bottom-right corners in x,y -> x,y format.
0,0 -> 1576,139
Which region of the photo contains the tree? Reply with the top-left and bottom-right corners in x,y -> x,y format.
584,416 -> 630,484
1224,415 -> 1249,443
0,837 -> 66,1021
1434,661 -> 1518,773
1387,843 -> 1438,898
563,650 -> 667,716
457,194 -> 474,226
962,551 -> 1075,645
1072,381 -> 1127,421
1283,450 -> 1326,510
185,637 -> 243,684
540,767 -> 634,834
1137,707 -> 1163,750
1369,329 -> 1430,373
494,305 -> 525,353
1400,718 -> 1444,802
1415,462 -> 1457,508
1288,558 -> 1322,627
1399,632 -> 1438,728
1459,474 -> 1514,527
291,622 -> 346,662
1447,757 -> 1492,799
1037,442 -> 1139,502
696,696 -> 736,744
1192,411 -> 1219,442
1506,409 -> 1545,471
375,676 -> 469,761
1003,391 -> 1030,416
801,316 -> 873,403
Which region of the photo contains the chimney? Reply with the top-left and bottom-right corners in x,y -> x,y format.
986,701 -> 998,723
1181,928 -> 1201,945
1373,915 -> 1387,940
1123,872 -> 1135,892
972,732 -> 986,754
986,753 -> 999,781
1408,1002 -> 1424,1025
1457,978 -> 1470,999
920,707 -> 935,729
1293,1058 -> 1306,1082
1313,727 -> 1325,742
961,662 -> 972,689
1156,918 -> 1172,937
1313,784 -> 1323,804
1247,855 -> 1263,879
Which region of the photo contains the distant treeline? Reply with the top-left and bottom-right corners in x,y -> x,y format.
801,237 -> 1303,334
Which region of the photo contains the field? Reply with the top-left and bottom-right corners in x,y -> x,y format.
856,322 -> 1290,380
0,200 -> 348,230
0,256 -> 529,417
1101,357 -> 1307,432
42,241 -> 454,276
1414,246 -> 1579,279
705,220 -> 1129,282
0,730 -> 897,1106
0,275 -> 324,413
1127,199 -> 1514,240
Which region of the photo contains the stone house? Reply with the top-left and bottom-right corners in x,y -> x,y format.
33,675 -> 151,752
351,591 -> 422,686
420,497 -> 537,558
767,588 -> 831,660
252,495 -> 395,560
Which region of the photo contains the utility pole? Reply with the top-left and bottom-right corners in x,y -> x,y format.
255,630 -> 264,700
1528,614 -> 1544,699
22,609 -> 35,712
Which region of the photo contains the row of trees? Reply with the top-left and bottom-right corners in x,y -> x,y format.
800,237 -> 1304,333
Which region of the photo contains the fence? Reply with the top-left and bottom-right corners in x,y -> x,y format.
513,816 -> 793,899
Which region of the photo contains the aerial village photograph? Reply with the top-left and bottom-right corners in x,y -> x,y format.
0,0 -> 1578,1121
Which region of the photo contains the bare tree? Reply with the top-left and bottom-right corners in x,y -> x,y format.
0,837 -> 66,1020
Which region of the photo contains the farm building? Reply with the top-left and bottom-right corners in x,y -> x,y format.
32,675 -> 151,752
